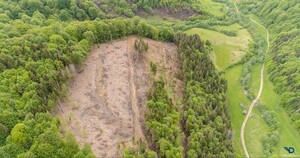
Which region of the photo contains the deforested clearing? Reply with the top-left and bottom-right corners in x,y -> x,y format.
56,36 -> 182,157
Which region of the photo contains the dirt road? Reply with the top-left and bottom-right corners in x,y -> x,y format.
232,1 -> 270,158
240,65 -> 265,158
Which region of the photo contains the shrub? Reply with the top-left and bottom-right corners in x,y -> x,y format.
134,39 -> 148,54
150,61 -> 157,74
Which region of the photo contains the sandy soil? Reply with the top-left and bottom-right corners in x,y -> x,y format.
57,36 -> 182,157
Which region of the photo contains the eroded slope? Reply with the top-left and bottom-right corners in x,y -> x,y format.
57,36 -> 181,157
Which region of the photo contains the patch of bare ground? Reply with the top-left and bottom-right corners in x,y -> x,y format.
153,7 -> 198,20
56,36 -> 183,157
137,7 -> 198,20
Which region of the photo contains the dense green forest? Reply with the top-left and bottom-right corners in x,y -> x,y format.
239,0 -> 300,134
0,0 -> 197,22
125,78 -> 184,158
176,33 -> 233,157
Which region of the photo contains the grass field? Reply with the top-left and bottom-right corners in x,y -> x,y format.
225,65 -> 272,157
250,63 -> 261,95
245,107 -> 270,157
185,26 -> 251,70
214,23 -> 242,32
200,0 -> 226,16
224,65 -> 249,157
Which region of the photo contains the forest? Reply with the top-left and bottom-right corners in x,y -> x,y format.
175,33 -> 233,157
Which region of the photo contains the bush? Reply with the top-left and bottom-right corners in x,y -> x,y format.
150,61 -> 157,74
134,39 -> 148,54
220,29 -> 237,36
143,5 -> 153,14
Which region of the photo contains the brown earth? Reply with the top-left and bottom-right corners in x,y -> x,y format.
137,7 -> 198,20
153,7 -> 198,20
56,36 -> 183,157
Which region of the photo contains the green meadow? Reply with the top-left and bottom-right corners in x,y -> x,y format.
200,0 -> 226,16
225,65 -> 269,157
185,26 -> 251,70
224,65 -> 249,157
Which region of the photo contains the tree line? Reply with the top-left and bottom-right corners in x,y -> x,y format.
0,0 -> 197,22
175,33 -> 234,158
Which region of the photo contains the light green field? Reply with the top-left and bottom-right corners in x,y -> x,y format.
214,44 -> 241,69
200,0 -> 226,16
250,64 -> 261,95
245,107 -> 270,157
214,23 -> 242,32
185,26 -> 251,70
225,65 -> 269,157
224,65 -> 249,157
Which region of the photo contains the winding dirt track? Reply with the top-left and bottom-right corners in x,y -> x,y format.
240,65 -> 265,158
232,1 -> 270,158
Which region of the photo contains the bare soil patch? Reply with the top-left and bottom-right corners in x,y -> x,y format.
137,7 -> 198,20
153,7 -> 198,20
56,36 -> 182,157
